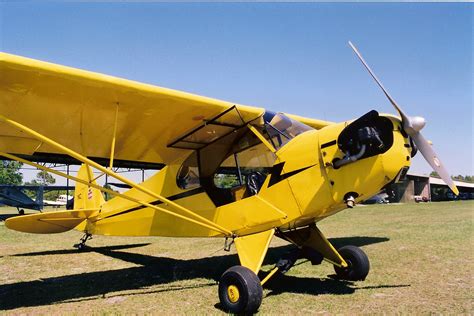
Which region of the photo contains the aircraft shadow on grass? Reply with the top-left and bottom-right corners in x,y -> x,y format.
0,214 -> 18,221
0,236 -> 409,310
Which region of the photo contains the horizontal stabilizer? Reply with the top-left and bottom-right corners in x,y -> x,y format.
5,209 -> 97,234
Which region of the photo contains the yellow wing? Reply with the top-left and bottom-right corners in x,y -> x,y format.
0,52 -> 331,166
286,113 -> 333,131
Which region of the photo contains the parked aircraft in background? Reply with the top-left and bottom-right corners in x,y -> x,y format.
43,194 -> 74,207
0,185 -> 73,214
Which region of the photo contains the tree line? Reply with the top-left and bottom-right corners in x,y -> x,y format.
430,171 -> 474,183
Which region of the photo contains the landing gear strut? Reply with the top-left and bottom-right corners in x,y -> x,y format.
74,233 -> 92,251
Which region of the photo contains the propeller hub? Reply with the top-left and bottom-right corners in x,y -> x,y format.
405,116 -> 426,135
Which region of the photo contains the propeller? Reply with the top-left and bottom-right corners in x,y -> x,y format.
348,41 -> 459,195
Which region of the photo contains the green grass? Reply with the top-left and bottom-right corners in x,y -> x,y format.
0,201 -> 473,314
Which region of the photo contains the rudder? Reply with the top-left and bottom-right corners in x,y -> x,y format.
73,164 -> 106,211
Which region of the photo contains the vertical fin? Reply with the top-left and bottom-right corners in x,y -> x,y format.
74,164 -> 105,211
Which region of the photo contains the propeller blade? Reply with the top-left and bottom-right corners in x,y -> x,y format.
412,132 -> 459,195
348,41 -> 459,196
348,41 -> 410,124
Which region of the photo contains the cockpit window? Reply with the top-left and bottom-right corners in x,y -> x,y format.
212,112 -> 312,190
177,152 -> 200,189
214,142 -> 274,189
177,111 -> 314,203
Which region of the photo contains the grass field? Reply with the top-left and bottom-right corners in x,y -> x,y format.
0,201 -> 472,314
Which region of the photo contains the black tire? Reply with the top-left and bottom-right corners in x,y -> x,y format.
334,245 -> 370,281
18,209 -> 25,215
218,265 -> 263,314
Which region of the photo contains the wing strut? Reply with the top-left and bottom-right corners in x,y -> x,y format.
248,124 -> 276,153
109,103 -> 119,169
0,114 -> 232,236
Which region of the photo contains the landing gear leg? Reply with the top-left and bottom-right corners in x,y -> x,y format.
74,233 -> 92,251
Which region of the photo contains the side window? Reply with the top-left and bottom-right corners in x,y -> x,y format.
213,142 -> 276,189
214,154 -> 242,189
214,173 -> 241,189
177,152 -> 200,189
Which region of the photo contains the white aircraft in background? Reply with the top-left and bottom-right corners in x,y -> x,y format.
43,194 -> 73,208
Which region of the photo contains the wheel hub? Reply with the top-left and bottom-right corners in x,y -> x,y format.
227,285 -> 240,303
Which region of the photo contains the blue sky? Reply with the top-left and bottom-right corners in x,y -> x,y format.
1,2 -> 472,184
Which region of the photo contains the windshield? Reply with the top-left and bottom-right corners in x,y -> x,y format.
263,112 -> 313,149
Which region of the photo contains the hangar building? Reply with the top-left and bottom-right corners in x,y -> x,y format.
389,173 -> 474,203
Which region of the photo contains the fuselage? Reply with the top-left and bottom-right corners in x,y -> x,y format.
84,112 -> 412,238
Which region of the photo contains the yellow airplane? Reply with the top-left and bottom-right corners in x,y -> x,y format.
0,42 -> 458,313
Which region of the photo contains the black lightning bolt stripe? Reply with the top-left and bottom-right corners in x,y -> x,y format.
268,162 -> 316,187
98,187 -> 205,221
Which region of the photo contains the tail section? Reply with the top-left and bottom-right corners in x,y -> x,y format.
5,164 -> 105,234
73,164 -> 105,211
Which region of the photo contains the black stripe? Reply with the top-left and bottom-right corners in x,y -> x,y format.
321,140 -> 337,149
99,205 -> 143,220
100,187 -> 205,220
268,163 -> 285,187
268,162 -> 316,187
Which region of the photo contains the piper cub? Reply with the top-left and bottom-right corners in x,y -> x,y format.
0,43 -> 458,313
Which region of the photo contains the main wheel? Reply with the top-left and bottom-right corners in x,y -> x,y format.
218,265 -> 263,314
334,245 -> 370,281
18,209 -> 25,215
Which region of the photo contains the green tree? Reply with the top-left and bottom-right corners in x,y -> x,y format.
0,160 -> 23,185
103,183 -> 119,201
451,174 -> 474,183
35,170 -> 56,185
23,178 -> 41,199
24,170 -> 58,200
214,174 -> 240,189
430,172 -> 473,183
